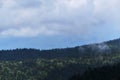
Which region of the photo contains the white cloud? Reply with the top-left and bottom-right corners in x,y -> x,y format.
0,27 -> 58,37
0,0 -> 120,39
1,0 -> 17,9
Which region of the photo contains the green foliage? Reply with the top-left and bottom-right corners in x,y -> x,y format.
70,62 -> 120,80
0,38 -> 120,79
0,53 -> 120,80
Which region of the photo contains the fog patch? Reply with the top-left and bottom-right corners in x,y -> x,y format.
78,43 -> 110,54
89,43 -> 109,51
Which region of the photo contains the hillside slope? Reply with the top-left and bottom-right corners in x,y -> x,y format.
70,62 -> 120,80
0,38 -> 120,80
0,38 -> 120,60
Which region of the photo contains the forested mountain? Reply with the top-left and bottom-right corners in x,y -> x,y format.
0,38 -> 120,80
69,62 -> 120,80
0,38 -> 120,60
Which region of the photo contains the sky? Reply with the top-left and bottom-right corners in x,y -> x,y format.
0,0 -> 120,50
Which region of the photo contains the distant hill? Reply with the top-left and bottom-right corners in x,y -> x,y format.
0,38 -> 120,60
69,62 -> 120,80
0,38 -> 120,80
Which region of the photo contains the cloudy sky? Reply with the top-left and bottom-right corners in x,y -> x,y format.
0,0 -> 120,49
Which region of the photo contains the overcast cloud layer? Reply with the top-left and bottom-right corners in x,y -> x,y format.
0,0 -> 120,40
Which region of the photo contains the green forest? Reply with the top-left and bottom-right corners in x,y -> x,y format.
0,38 -> 120,80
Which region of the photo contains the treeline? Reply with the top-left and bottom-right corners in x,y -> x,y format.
0,53 -> 120,80
0,38 -> 120,79
69,62 -> 120,80
0,47 -> 80,60
0,38 -> 120,60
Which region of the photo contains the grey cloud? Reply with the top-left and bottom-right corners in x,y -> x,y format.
17,0 -> 41,8
0,0 -> 120,39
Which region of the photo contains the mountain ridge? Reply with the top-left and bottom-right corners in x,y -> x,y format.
0,38 -> 120,60
0,38 -> 120,80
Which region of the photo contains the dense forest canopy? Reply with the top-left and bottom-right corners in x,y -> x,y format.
0,38 -> 120,80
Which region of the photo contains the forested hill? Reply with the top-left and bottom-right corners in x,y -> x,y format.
0,38 -> 120,60
69,62 -> 120,80
0,38 -> 120,80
